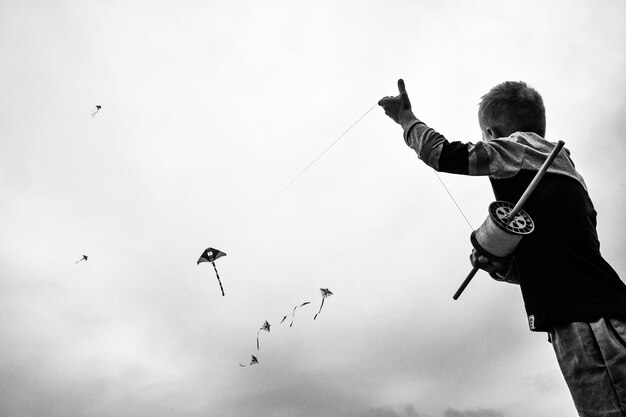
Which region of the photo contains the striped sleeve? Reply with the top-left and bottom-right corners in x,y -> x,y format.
403,121 -> 525,178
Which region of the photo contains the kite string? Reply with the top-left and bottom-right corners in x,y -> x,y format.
255,102 -> 378,217
251,100 -> 473,232
432,170 -> 474,231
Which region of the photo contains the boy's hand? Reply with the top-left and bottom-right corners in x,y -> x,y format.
378,79 -> 416,125
470,249 -> 509,278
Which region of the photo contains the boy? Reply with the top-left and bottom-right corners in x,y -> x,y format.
378,79 -> 626,416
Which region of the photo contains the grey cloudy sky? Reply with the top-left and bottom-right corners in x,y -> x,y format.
1,0 -> 625,416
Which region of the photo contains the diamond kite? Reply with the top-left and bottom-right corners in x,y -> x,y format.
239,355 -> 259,367
257,320 -> 270,351
314,288 -> 333,320
197,247 -> 227,296
90,105 -> 101,118
75,255 -> 88,264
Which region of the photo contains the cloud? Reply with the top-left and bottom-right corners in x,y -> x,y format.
444,408 -> 505,417
342,404 -> 424,417
345,405 -> 505,417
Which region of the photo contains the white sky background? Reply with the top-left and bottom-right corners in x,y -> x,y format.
1,0 -> 625,416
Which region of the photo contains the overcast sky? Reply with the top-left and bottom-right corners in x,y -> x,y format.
1,1 -> 625,416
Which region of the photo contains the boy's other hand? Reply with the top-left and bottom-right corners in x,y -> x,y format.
470,249 -> 509,276
378,79 -> 415,124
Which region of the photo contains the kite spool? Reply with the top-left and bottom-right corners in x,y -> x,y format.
471,201 -> 534,261
452,202 -> 534,300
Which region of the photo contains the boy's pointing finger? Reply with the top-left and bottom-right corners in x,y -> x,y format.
398,79 -> 407,95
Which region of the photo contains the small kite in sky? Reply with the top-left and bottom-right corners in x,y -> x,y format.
314,288 -> 333,320
197,247 -> 227,296
239,355 -> 259,367
290,301 -> 311,327
75,255 -> 88,264
257,320 -> 270,351
90,105 -> 101,118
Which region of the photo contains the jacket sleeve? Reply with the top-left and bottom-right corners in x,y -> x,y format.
402,120 -> 526,179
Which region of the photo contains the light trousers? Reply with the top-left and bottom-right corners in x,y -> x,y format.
550,318 -> 626,417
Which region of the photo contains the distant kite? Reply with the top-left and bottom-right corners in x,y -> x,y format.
197,247 -> 227,296
290,301 -> 311,327
75,255 -> 88,264
314,288 -> 333,320
90,105 -> 101,118
257,320 -> 270,351
239,355 -> 259,367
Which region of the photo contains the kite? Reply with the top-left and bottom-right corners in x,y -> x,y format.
256,320 -> 270,351
197,247 -> 227,296
290,301 -> 311,327
314,288 -> 333,320
239,355 -> 259,367
75,255 -> 88,264
90,105 -> 101,118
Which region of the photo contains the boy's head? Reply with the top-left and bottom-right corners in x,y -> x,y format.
478,81 -> 546,139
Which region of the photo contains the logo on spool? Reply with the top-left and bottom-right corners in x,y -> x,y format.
489,201 -> 534,235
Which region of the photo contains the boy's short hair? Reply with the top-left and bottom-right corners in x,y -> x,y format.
478,81 -> 546,137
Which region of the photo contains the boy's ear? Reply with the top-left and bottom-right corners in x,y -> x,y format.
486,127 -> 501,139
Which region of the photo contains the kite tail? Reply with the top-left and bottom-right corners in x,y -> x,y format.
290,305 -> 298,327
256,330 -> 260,350
314,298 -> 325,320
212,262 -> 225,296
